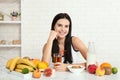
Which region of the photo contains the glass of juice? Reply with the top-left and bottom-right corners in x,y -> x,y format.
53,53 -> 62,63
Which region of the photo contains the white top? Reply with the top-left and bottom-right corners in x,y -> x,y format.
68,46 -> 86,64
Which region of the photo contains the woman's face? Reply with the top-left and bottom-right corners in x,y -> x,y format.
54,18 -> 70,39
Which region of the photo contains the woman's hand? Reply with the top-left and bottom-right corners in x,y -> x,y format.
54,62 -> 68,71
48,30 -> 57,41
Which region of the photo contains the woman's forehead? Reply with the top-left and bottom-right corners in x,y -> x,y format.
56,19 -> 70,25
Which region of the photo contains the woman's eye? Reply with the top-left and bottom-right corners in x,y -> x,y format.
58,24 -> 62,27
65,25 -> 69,28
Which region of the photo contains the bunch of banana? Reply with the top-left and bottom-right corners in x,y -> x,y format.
15,58 -> 37,73
14,68 -> 22,73
17,58 -> 37,69
16,64 -> 34,72
6,58 -> 13,69
6,57 -> 37,73
6,56 -> 20,71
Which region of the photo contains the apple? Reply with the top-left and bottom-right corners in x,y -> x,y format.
88,64 -> 97,74
44,68 -> 55,77
33,70 -> 41,78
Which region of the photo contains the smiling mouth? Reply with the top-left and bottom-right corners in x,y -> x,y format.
59,31 -> 66,35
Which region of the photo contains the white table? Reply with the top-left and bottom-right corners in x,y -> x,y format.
0,59 -> 120,80
0,67 -> 120,80
38,70 -> 120,80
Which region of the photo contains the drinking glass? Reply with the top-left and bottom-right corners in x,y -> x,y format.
53,53 -> 62,63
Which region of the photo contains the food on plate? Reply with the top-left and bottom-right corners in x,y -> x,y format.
88,64 -> 97,74
33,70 -> 41,78
72,65 -> 81,68
96,67 -> 105,76
44,68 -> 55,77
104,67 -> 112,75
112,67 -> 118,74
67,65 -> 85,74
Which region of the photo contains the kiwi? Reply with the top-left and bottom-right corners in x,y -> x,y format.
104,67 -> 112,75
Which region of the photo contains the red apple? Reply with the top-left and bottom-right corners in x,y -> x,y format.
88,64 -> 97,74
44,68 -> 54,77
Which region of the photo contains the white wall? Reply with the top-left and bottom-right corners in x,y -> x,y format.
22,0 -> 120,63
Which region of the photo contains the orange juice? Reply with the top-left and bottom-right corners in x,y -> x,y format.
53,54 -> 62,63
54,56 -> 62,62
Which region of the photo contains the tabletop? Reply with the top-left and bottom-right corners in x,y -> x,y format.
0,56 -> 120,80
0,66 -> 119,80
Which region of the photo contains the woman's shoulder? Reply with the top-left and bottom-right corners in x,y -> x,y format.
71,36 -> 80,41
71,36 -> 83,50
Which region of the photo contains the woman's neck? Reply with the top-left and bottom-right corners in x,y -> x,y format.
57,37 -> 65,45
57,37 -> 66,56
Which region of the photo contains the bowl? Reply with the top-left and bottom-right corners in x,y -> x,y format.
67,65 -> 85,74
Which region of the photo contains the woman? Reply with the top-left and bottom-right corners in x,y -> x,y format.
42,13 -> 87,71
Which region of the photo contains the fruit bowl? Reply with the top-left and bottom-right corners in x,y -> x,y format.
67,65 -> 85,74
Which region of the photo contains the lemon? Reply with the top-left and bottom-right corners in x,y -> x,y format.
22,68 -> 29,74
38,62 -> 48,69
112,67 -> 118,74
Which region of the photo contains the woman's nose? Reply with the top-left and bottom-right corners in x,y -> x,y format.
61,26 -> 65,30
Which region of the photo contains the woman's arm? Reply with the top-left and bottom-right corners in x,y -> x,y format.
54,62 -> 86,71
41,30 -> 57,64
72,36 -> 87,60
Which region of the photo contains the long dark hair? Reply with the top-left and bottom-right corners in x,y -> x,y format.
51,13 -> 73,64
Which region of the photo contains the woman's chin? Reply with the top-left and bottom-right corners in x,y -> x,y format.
58,36 -> 66,39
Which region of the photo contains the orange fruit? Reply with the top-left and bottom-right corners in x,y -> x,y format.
100,62 -> 112,69
33,70 -> 41,78
31,59 -> 41,67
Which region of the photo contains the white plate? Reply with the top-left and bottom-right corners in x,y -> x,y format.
67,65 -> 85,74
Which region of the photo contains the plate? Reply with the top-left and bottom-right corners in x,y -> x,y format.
67,65 -> 85,74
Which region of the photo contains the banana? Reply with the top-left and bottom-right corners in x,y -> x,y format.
16,64 -> 34,72
17,58 -> 36,69
15,68 -> 22,73
9,56 -> 20,71
6,58 -> 13,69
